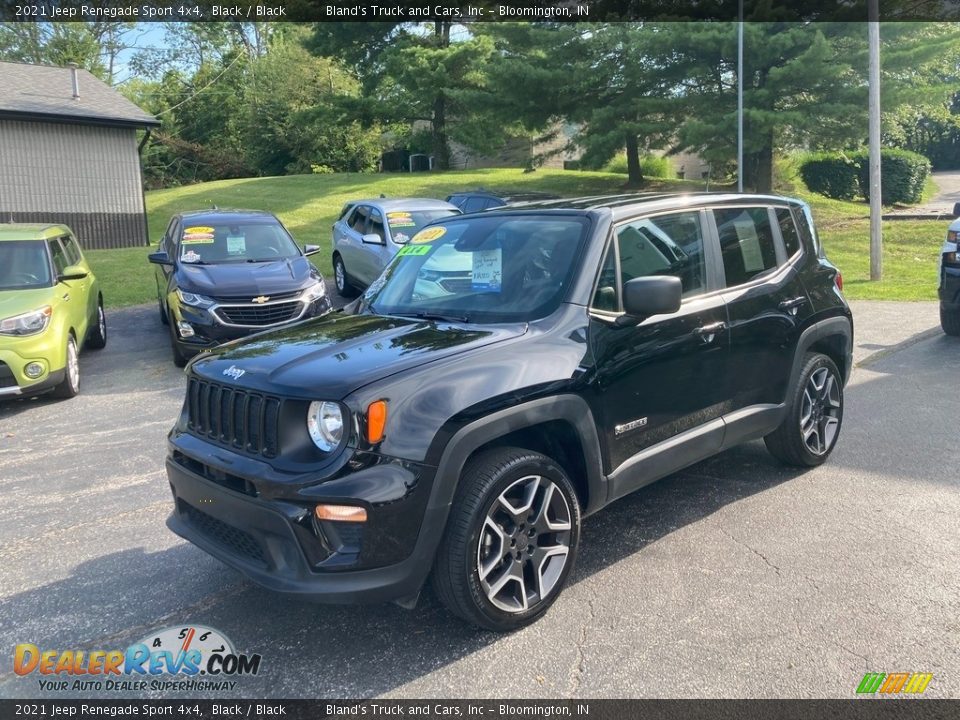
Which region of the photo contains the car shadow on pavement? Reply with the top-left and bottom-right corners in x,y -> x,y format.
0,440 -> 804,700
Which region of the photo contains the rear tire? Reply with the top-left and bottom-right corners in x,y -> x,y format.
431,447 -> 580,631
86,298 -> 107,350
765,353 -> 843,467
333,254 -> 357,298
51,336 -> 80,399
941,306 -> 960,336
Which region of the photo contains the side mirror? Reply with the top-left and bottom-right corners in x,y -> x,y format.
58,264 -> 88,282
303,244 -> 321,256
361,233 -> 385,246
148,251 -> 173,266
618,276 -> 682,326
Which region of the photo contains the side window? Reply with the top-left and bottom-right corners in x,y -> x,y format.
617,210 -> 706,298
793,205 -> 822,257
348,206 -> 369,234
61,235 -> 82,265
775,208 -> 801,257
591,243 -> 619,312
368,208 -> 386,242
713,207 -> 778,287
48,239 -> 68,276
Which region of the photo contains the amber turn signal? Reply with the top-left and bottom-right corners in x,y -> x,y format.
315,504 -> 367,523
367,400 -> 387,444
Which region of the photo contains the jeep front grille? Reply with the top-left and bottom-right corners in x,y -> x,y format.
187,377 -> 281,458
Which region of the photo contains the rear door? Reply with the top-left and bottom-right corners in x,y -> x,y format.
713,205 -> 814,412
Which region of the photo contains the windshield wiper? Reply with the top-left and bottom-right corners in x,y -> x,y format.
401,311 -> 471,324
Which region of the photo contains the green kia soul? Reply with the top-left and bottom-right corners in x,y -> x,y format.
0,224 -> 106,399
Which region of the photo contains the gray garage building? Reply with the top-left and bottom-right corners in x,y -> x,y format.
0,61 -> 160,250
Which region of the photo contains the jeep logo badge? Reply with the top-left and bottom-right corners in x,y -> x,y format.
222,365 -> 245,380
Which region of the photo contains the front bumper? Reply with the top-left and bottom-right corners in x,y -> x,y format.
0,331 -> 65,397
164,437 -> 445,604
172,296 -> 332,356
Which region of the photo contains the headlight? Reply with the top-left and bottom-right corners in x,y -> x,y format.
301,280 -> 326,302
307,401 -> 344,451
177,290 -> 215,309
0,306 -> 52,336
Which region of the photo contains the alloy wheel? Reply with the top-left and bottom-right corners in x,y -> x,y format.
800,366 -> 840,455
335,260 -> 346,293
66,339 -> 79,392
476,474 -> 572,613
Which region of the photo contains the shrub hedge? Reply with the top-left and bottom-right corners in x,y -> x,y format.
799,149 -> 931,204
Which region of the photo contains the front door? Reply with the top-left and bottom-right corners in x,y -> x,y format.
589,209 -> 731,492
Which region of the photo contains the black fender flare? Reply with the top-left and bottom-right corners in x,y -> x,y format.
426,394 -> 606,518
787,316 -> 854,395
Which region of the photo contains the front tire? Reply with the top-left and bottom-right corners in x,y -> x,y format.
333,254 -> 357,298
765,353 -> 843,467
169,320 -> 188,368
86,298 -> 107,350
51,335 -> 80,399
432,447 -> 581,631
941,306 -> 960,336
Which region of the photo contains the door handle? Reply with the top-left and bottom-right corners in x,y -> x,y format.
779,296 -> 806,314
694,321 -> 726,343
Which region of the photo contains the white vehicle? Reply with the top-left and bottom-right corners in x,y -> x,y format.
331,198 -> 460,296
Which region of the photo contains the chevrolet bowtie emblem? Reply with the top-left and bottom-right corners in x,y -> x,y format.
252,295 -> 270,304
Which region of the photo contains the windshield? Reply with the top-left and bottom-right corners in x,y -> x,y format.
178,221 -> 301,264
364,214 -> 589,323
0,241 -> 53,290
385,209 -> 459,244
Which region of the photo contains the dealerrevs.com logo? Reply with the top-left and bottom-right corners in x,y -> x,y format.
14,625 -> 262,693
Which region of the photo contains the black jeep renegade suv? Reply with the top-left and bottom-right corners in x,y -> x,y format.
163,193 -> 853,631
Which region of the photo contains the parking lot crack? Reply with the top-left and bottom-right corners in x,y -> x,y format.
566,593 -> 597,697
717,526 -> 782,578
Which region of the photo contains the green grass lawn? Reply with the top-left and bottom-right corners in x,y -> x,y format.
86,168 -> 945,307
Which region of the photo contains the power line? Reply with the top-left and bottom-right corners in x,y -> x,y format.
154,52 -> 244,117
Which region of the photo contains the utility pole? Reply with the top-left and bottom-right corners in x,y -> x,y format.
737,0 -> 744,193
868,0 -> 882,280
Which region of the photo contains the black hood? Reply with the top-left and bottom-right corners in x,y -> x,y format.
177,256 -> 318,298
191,312 -> 527,400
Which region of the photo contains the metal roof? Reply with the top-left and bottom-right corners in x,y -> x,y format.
348,198 -> 460,211
0,61 -> 159,128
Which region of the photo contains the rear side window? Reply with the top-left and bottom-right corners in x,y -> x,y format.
616,210 -> 707,298
775,208 -> 801,257
61,235 -> 82,265
714,207 -> 778,287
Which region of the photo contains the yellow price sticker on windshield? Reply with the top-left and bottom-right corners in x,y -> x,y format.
411,226 -> 446,244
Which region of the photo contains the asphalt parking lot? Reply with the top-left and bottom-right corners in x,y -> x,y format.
1,296 -> 958,699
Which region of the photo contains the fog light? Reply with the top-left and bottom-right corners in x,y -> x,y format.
24,362 -> 44,379
315,504 -> 367,523
177,321 -> 195,338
